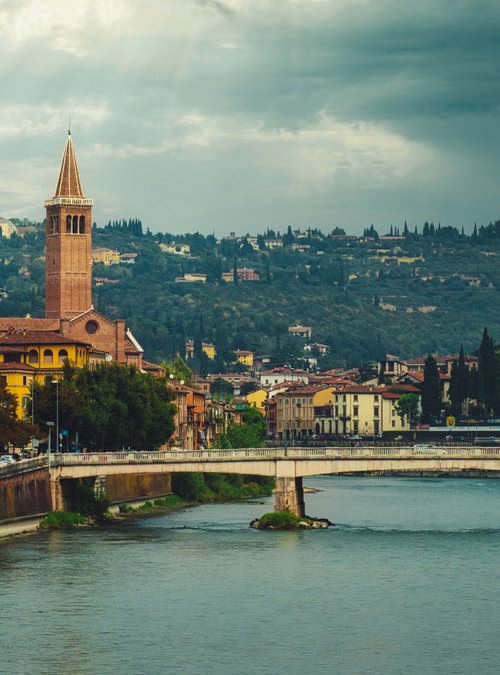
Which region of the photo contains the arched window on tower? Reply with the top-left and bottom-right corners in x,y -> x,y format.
72,215 -> 78,234
49,217 -> 54,235
79,215 -> 85,234
28,349 -> 39,364
66,215 -> 72,233
54,215 -> 59,234
43,349 -> 54,365
58,349 -> 69,364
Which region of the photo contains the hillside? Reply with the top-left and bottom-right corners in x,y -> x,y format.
1,219 -> 500,368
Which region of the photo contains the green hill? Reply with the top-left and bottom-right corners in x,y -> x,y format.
2,219 -> 500,368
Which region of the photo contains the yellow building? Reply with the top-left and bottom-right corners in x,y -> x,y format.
0,360 -> 35,419
331,385 -> 416,436
92,247 -> 120,266
185,341 -> 217,360
234,350 -> 254,368
276,385 -> 336,439
246,388 -> 268,412
0,331 -> 91,419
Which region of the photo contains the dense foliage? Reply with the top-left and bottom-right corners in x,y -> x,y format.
5,218 -> 500,367
33,363 -> 176,451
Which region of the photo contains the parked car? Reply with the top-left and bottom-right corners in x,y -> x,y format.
0,454 -> 15,464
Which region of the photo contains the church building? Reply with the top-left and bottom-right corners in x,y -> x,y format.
0,132 -> 144,368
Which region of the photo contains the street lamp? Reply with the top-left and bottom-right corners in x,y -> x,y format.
47,421 -> 54,470
51,380 -> 59,453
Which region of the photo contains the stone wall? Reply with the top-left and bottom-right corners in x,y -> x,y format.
104,473 -> 172,503
0,469 -> 51,521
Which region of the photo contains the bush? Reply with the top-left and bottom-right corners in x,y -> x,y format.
153,495 -> 183,508
257,511 -> 301,530
118,504 -> 134,513
39,511 -> 87,529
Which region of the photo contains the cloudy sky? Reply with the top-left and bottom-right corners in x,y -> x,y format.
1,0 -> 500,235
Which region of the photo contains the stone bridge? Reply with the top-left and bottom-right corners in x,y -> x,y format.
2,445 -> 499,516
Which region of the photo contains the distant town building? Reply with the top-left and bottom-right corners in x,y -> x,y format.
185,341 -> 216,360
159,242 -> 191,256
92,247 -> 120,266
288,325 -> 312,339
175,273 -> 207,283
0,217 -> 17,239
120,252 -> 137,264
234,350 -> 254,367
222,268 -> 260,282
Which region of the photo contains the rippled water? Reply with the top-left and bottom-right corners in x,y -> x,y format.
1,476 -> 499,675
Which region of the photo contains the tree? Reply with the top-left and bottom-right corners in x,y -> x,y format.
161,355 -> 193,385
478,327 -> 496,416
0,381 -> 35,448
217,406 -> 267,448
449,344 -> 468,415
421,355 -> 442,423
395,393 -> 420,424
35,364 -> 176,452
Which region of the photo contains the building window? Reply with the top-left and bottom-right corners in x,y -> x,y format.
85,320 -> 99,334
43,349 -> 53,364
79,215 -> 85,234
353,421 -> 359,433
374,407 -> 379,417
22,376 -> 27,386
374,421 -> 379,434
353,406 -> 359,417
73,215 -> 79,233
374,395 -> 379,402
392,420 -> 396,427
353,394 -> 358,402
66,215 -> 72,233
59,349 -> 69,363
28,349 -> 38,364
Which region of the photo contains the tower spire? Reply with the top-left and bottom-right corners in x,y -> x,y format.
54,131 -> 84,198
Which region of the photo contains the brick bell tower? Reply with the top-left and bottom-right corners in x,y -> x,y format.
45,130 -> 93,319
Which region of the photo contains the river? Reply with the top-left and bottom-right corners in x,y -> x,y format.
1,476 -> 499,675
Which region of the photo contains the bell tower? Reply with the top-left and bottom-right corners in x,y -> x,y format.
45,131 -> 93,319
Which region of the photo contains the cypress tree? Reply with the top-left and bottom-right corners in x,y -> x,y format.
478,327 -> 496,416
233,257 -> 238,285
421,355 -> 442,423
449,344 -> 468,416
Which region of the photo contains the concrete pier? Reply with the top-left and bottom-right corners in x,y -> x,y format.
274,477 -> 305,517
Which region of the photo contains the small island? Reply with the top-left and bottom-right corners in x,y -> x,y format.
250,511 -> 333,530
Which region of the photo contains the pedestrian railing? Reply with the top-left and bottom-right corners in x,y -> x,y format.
2,446 -> 500,478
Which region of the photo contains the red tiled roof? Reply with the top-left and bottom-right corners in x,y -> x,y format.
0,331 -> 90,346
0,318 -> 61,332
141,360 -> 165,373
0,362 -> 35,372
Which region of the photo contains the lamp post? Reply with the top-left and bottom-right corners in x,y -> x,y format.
47,421 -> 54,470
51,380 -> 59,453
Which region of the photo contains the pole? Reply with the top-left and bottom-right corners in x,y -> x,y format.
51,380 -> 59,453
47,422 -> 54,471
56,382 -> 59,453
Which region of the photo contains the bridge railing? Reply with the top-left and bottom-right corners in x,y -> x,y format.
2,446 -> 500,478
48,445 -> 500,465
0,456 -> 47,477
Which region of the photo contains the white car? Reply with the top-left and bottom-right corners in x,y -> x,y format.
0,454 -> 15,464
